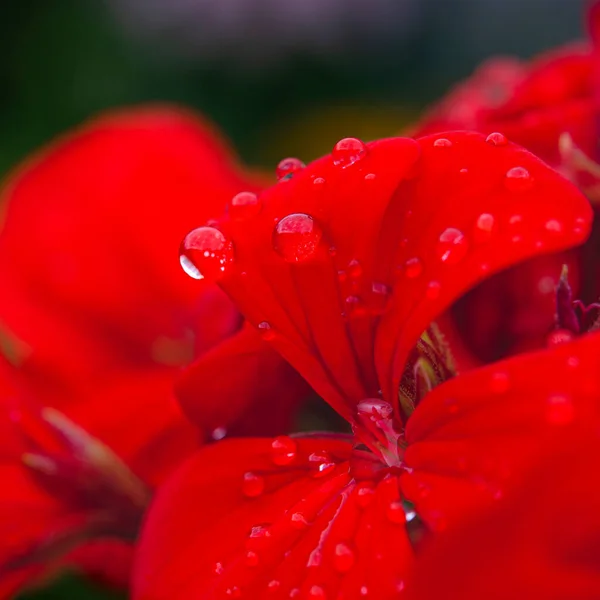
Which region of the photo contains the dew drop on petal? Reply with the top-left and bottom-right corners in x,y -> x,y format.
179,226 -> 234,281
276,157 -> 305,181
436,228 -> 469,264
229,191 -> 261,221
313,177 -> 326,186
364,173 -> 377,181
345,295 -> 368,318
273,213 -> 323,263
290,512 -> 309,529
386,501 -> 405,524
332,137 -> 367,168
356,483 -> 376,508
289,589 -> 301,598
267,580 -> 281,593
214,562 -> 225,575
474,213 -> 496,243
426,281 -> 441,299
490,371 -> 510,394
308,586 -> 327,599
308,451 -> 336,478
545,219 -> 563,233
360,586 -> 369,597
257,321 -> 276,341
403,257 -> 423,278
347,259 -> 363,279
211,426 -> 227,441
226,587 -> 242,598
546,394 -> 574,425
486,132 -> 508,146
246,551 -> 259,567
504,167 -> 534,192
270,435 -> 297,466
433,138 -> 452,148
242,472 -> 265,498
333,543 -> 355,573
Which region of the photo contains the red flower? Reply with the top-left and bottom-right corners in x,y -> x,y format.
412,3 -> 600,363
133,132 -> 592,598
0,108 -> 307,593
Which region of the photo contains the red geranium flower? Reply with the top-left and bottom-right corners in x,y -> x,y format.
0,107 -> 307,594
133,132 -> 592,599
412,2 -> 600,363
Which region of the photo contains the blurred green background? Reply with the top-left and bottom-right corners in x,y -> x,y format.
0,0 -> 584,596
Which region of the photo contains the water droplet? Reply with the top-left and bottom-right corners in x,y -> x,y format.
313,177 -> 326,186
567,356 -> 580,369
545,219 -> 563,233
246,551 -> 259,567
347,259 -> 363,279
212,427 -> 227,441
356,484 -> 375,508
229,191 -> 261,221
360,586 -> 369,597
276,158 -> 305,181
214,562 -> 225,575
370,282 -> 391,314
273,214 -> 323,263
547,329 -> 574,347
490,371 -> 510,394
226,587 -> 242,598
308,451 -> 336,478
344,295 -> 368,318
179,226 -> 234,281
486,132 -> 508,146
474,213 -> 496,243
270,436 -> 297,466
364,173 -> 376,181
403,257 -> 423,278
289,589 -> 301,598
333,543 -> 355,573
257,321 -> 276,341
332,137 -> 367,168
386,501 -> 405,524
504,167 -> 534,192
433,138 -> 452,148
426,281 -> 441,299
308,586 -> 326,599
289,512 -> 309,529
436,228 -> 469,264
242,472 -> 265,498
546,394 -> 574,424
459,168 -> 469,175
267,580 -> 281,592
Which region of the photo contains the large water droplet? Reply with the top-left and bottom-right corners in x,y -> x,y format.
229,191 -> 261,221
546,394 -> 574,424
333,543 -> 355,573
242,472 -> 265,498
504,167 -> 534,192
273,213 -> 323,263
179,227 -> 234,281
436,228 -> 469,264
433,138 -> 452,148
403,257 -> 423,278
276,158 -> 305,181
332,138 -> 367,168
270,436 -> 297,466
486,132 -> 508,146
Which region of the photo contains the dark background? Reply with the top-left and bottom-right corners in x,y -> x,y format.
1,0 -> 584,597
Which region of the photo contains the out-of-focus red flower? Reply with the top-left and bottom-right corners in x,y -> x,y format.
0,107 -> 308,594
134,132 -> 593,599
405,381 -> 600,600
412,3 -> 600,363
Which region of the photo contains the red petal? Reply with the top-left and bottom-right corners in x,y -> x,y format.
176,324 -> 311,438
208,133 -> 591,424
402,330 -> 600,527
405,430 -> 600,600
0,106 -> 258,403
133,438 -> 414,600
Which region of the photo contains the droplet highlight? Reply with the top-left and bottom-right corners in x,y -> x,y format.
403,257 -> 423,278
276,157 -> 305,181
486,132 -> 508,146
333,543 -> 355,573
242,472 -> 265,498
433,138 -> 452,148
436,228 -> 469,265
504,167 -> 534,192
270,436 -> 297,466
229,191 -> 261,221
